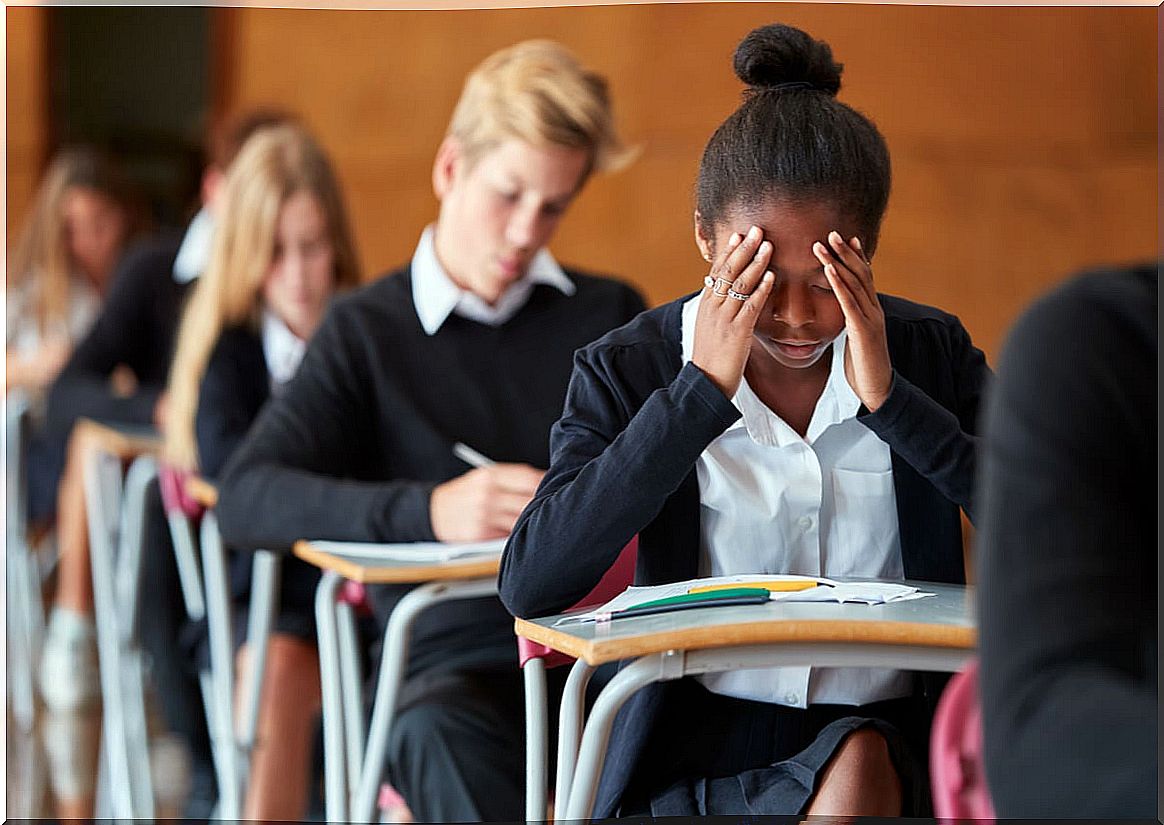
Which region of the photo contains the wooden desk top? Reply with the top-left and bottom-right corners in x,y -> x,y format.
293,540 -> 501,585
185,477 -> 219,509
514,581 -> 976,666
75,418 -> 162,460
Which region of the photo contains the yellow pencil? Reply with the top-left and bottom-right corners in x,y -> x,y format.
688,579 -> 820,595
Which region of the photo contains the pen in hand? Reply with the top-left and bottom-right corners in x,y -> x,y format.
436,443 -> 543,542
453,442 -> 495,469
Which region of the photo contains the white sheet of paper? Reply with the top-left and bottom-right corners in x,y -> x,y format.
554,576 -> 933,626
307,538 -> 506,564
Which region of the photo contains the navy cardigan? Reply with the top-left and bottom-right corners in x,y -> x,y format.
500,292 -> 990,817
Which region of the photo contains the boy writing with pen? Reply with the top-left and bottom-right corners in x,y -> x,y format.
214,41 -> 645,821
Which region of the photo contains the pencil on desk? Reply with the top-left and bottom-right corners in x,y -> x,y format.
688,579 -> 821,595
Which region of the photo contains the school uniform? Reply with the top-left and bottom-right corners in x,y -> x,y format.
500,290 -> 989,816
216,228 -> 646,821
192,317 -> 323,648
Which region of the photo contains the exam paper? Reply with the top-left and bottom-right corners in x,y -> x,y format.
787,582 -> 933,605
554,574 -> 931,626
306,538 -> 506,564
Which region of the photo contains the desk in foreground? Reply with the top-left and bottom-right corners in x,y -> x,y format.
518,580 -> 976,821
515,580 -> 975,666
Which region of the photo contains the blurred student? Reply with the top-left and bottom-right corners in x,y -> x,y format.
216,40 -> 645,821
7,146 -> 143,523
977,263 -> 1157,818
165,124 -> 361,820
7,146 -> 140,395
501,23 -> 988,817
38,110 -> 290,817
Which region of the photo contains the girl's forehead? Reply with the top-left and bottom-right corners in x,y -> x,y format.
724,198 -> 847,231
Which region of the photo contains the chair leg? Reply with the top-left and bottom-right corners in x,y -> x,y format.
523,657 -> 548,823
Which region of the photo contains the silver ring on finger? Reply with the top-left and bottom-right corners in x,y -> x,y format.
712,277 -> 733,297
727,288 -> 750,301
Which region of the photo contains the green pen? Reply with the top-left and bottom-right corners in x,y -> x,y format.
611,587 -> 772,619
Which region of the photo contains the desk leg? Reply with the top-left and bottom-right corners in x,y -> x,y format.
315,570 -> 348,823
83,448 -> 136,818
523,657 -> 548,823
351,577 -> 499,824
166,511 -> 206,620
116,456 -> 158,818
201,510 -> 241,819
564,654 -> 674,822
553,659 -> 594,820
338,599 -> 366,796
238,549 -> 282,781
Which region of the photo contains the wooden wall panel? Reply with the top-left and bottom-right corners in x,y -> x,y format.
6,7 -> 49,249
203,5 -> 1161,359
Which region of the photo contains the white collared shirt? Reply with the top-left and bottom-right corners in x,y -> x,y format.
409,225 -> 576,335
173,208 -> 214,284
681,293 -> 911,708
261,310 -> 308,394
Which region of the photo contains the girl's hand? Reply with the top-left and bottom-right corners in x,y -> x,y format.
691,225 -> 775,399
814,231 -> 892,411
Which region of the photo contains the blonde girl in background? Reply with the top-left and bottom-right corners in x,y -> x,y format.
7,146 -> 142,395
165,123 -> 361,820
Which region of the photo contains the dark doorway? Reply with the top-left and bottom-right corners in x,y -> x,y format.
49,7 -> 211,229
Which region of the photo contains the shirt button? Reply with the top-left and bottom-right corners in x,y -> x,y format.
784,692 -> 800,705
799,516 -> 814,531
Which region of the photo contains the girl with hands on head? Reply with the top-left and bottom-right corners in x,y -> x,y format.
501,21 -> 989,819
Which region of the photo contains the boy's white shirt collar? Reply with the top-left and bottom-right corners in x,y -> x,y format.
680,292 -> 861,445
410,224 -> 575,335
173,208 -> 214,284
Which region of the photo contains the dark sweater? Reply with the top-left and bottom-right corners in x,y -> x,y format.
499,292 -> 990,816
216,266 -> 646,673
47,231 -> 189,432
196,326 -> 269,480
977,264 -> 1157,818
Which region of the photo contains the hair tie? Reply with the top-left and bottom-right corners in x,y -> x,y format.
762,81 -> 816,93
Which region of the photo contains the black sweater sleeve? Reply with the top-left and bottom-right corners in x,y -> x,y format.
500,337 -> 740,618
976,268 -> 1157,818
47,238 -> 180,430
195,329 -> 269,481
215,300 -> 438,552
860,307 -> 989,522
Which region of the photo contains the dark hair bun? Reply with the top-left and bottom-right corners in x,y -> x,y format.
733,23 -> 842,96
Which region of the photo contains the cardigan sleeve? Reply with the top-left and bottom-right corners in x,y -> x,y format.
858,312 -> 990,521
215,301 -> 438,552
500,344 -> 740,619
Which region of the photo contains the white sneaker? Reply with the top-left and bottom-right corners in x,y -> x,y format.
41,709 -> 101,802
149,733 -> 192,818
38,609 -> 101,713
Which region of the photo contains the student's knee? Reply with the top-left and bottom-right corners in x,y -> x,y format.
808,726 -> 902,817
833,726 -> 895,778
